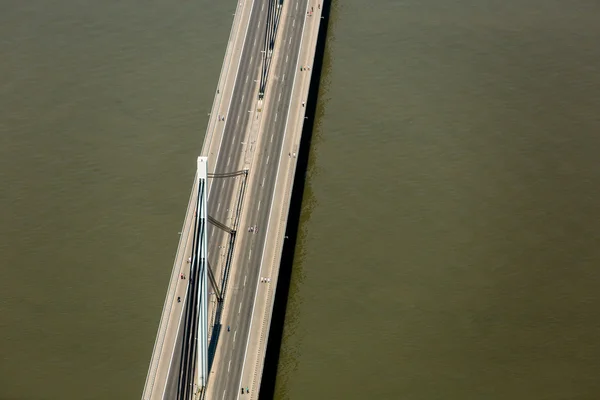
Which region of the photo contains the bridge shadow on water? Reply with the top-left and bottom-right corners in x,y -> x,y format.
259,1 -> 332,398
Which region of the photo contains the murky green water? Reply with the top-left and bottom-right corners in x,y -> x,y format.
1,0 -> 599,399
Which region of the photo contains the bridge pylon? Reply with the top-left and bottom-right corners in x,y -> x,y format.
195,156 -> 209,392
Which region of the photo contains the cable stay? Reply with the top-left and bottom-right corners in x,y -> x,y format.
208,215 -> 236,235
208,169 -> 248,179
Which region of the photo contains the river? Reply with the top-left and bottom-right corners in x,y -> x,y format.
1,0 -> 599,399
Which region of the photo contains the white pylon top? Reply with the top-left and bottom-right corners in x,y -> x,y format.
197,156 -> 208,179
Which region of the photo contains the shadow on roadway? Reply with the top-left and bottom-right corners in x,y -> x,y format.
208,302 -> 224,373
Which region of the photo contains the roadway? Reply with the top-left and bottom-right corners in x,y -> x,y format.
142,0 -> 318,397
207,0 -> 309,398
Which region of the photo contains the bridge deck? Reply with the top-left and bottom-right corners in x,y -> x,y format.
142,0 -> 326,398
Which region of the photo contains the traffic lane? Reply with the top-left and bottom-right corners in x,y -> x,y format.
207,0 -> 265,261
212,0 -> 265,175
206,22 -> 266,309
209,0 -> 264,211
228,0 -> 309,394
205,0 -> 266,350
205,0 -> 270,393
208,0 -> 263,216
210,19 -> 266,220
206,0 -> 266,285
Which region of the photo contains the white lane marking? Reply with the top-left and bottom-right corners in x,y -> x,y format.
289,37 -> 292,45
258,200 -> 261,211
282,74 -> 285,83
236,0 -> 312,391
217,202 -> 221,212
262,177 -> 265,186
228,360 -> 231,373
222,181 -> 225,189
234,330 -> 237,342
238,302 -> 242,314
254,37 -> 257,47
249,249 -> 252,259
266,155 -> 270,165
275,112 -> 278,122
286,55 -> 289,63
246,75 -> 249,83
296,2 -> 298,10
244,275 -> 247,286
278,92 -> 282,101
227,156 -> 231,166
237,115 -> 240,124
270,134 -> 274,142
262,2 -> 264,11
207,0 -> 256,206
250,55 -> 253,63
233,133 -> 237,142
293,19 -> 295,27
211,231 -> 215,237
222,390 -> 226,400
242,94 -> 245,102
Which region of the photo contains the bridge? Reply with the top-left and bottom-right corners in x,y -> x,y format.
141,0 -> 326,399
